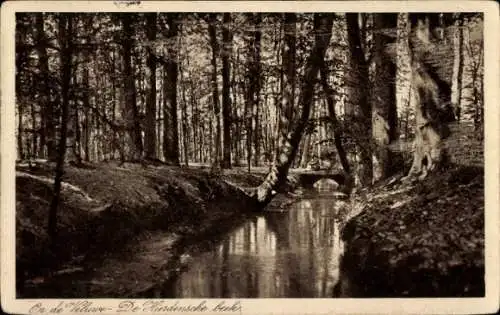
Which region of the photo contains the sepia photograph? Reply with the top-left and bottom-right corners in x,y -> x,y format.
1,1 -> 499,314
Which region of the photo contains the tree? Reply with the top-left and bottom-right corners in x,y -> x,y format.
372,13 -> 398,181
121,13 -> 143,160
144,13 -> 157,159
404,13 -> 455,180
254,13 -> 335,205
280,13 -> 297,139
162,13 -> 180,165
207,13 -> 222,171
252,13 -> 262,166
221,13 -> 233,168
345,13 -> 372,186
454,14 -> 465,122
319,60 -> 350,174
35,13 -> 57,161
48,13 -> 73,242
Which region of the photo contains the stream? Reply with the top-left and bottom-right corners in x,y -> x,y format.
150,188 -> 350,298
21,182 -> 354,298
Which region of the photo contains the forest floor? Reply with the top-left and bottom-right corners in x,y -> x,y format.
16,161 -> 276,297
340,164 -> 485,297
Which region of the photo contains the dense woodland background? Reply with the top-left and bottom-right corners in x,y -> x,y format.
15,12 -> 484,186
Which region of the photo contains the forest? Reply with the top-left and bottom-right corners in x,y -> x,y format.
14,11 -> 485,298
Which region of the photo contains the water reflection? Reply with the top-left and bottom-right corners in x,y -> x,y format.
169,195 -> 345,298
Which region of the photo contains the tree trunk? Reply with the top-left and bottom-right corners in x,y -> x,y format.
208,13 -> 222,171
189,77 -> 199,163
48,13 -> 73,243
180,56 -> 189,166
405,14 -> 455,181
280,13 -> 297,149
346,13 -> 372,186
221,13 -> 232,169
145,13 -> 157,159
455,15 -> 464,122
254,14 -> 334,205
163,14 -> 180,165
35,13 -> 57,161
372,13 -> 398,181
252,14 -> 262,167
319,60 -> 351,174
121,14 -> 142,160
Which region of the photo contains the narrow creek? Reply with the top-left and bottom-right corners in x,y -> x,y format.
150,188 -> 350,298
21,182 -> 354,298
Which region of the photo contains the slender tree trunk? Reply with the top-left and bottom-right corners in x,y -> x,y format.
372,13 -> 398,181
319,61 -> 351,174
208,13 -> 222,171
163,14 -> 180,165
121,14 -> 142,160
221,13 -> 232,169
231,49 -> 240,165
252,14 -> 262,166
254,14 -> 334,205
82,63 -> 90,161
244,14 -> 255,172
455,15 -> 464,122
30,101 -> 37,160
283,13 -> 297,118
17,108 -> 24,160
35,13 -> 57,161
16,16 -> 28,160
48,13 -> 73,244
189,78 -> 198,163
145,13 -> 157,159
180,57 -> 189,166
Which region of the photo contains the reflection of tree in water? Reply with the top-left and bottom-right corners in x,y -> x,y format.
170,197 -> 345,297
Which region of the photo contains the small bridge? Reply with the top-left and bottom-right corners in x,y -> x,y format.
288,169 -> 346,189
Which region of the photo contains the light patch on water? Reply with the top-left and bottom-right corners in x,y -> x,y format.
163,196 -> 350,298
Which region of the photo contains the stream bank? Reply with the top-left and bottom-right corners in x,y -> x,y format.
337,165 -> 484,297
16,161 -> 268,297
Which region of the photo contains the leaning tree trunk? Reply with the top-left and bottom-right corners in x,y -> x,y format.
254,14 -> 334,205
372,13 -> 398,181
405,14 -> 455,181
